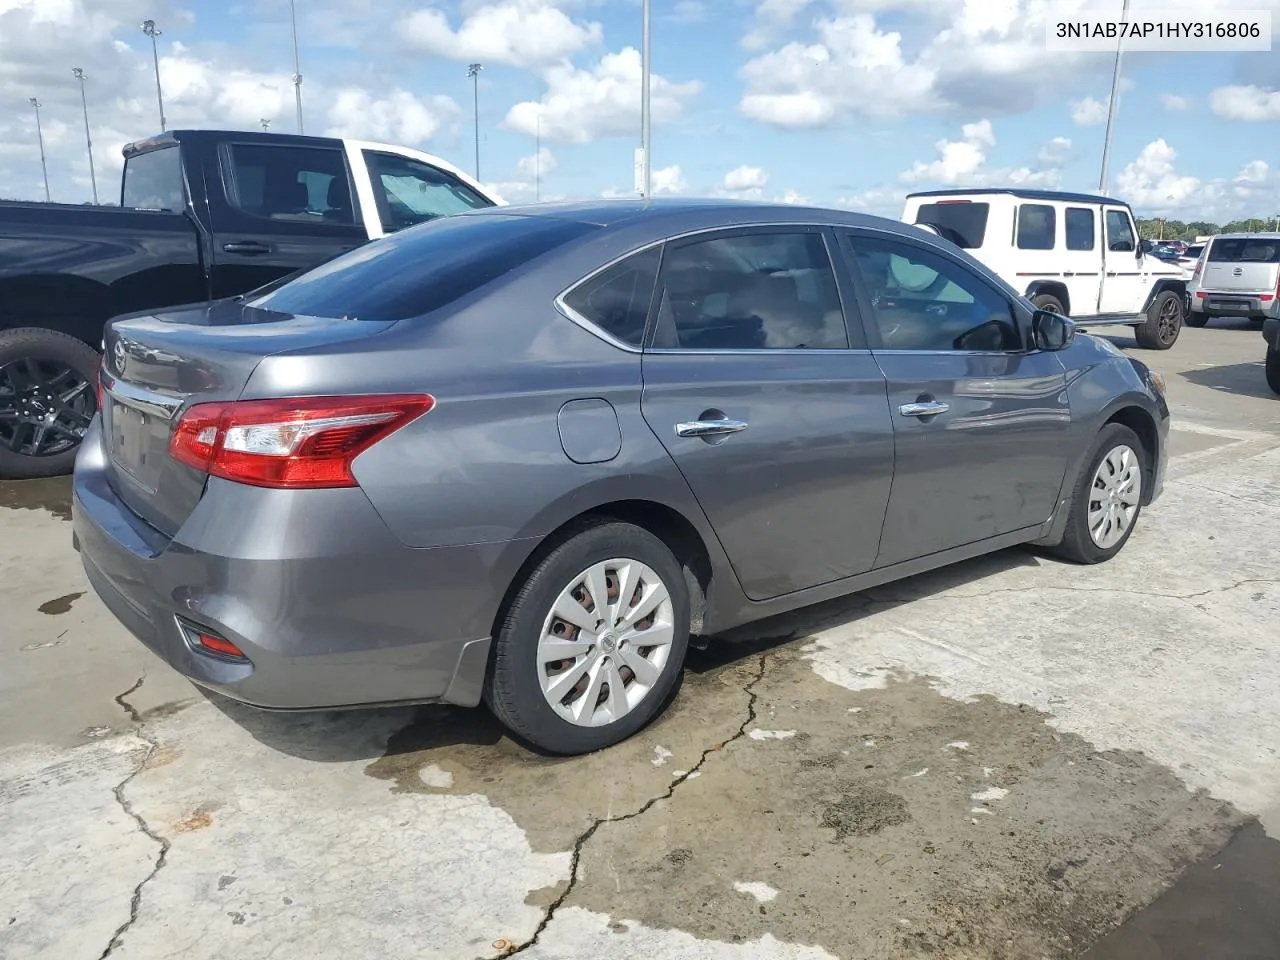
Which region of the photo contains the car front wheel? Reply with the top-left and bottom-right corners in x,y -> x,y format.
485,521 -> 691,754
1267,346 -> 1280,396
1051,423 -> 1146,564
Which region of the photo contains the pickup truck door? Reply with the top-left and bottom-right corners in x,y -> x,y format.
206,140 -> 369,299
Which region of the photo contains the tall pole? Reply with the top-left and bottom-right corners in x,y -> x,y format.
142,20 -> 166,132
467,63 -> 483,180
289,0 -> 304,133
72,67 -> 99,205
28,98 -> 50,203
1098,0 -> 1130,194
641,0 -> 651,198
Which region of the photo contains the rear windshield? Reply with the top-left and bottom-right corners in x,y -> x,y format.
914,202 -> 989,248
1208,238 -> 1280,263
248,215 -> 600,321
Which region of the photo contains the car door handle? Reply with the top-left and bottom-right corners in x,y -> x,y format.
675,418 -> 749,438
222,241 -> 271,255
899,401 -> 950,418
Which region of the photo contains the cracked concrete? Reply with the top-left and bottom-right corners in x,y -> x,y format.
2,326 -> 1280,959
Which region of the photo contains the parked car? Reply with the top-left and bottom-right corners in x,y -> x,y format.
904,188 -> 1188,350
0,129 -> 502,480
1185,233 -> 1280,328
73,199 -> 1169,755
1148,244 -> 1183,265
1265,317 -> 1280,394
1177,244 -> 1204,270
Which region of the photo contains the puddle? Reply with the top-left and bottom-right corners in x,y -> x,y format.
38,592 -> 83,615
0,477 -> 73,521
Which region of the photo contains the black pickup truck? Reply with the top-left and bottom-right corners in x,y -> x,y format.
0,128 -> 500,479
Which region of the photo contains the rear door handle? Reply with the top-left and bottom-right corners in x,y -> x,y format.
222,241 -> 271,255
899,401 -> 950,418
675,418 -> 749,438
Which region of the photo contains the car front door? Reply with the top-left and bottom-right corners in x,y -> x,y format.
639,227 -> 895,601
1099,206 -> 1148,314
206,141 -> 369,299
839,231 -> 1074,568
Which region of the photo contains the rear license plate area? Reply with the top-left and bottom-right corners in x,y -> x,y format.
108,399 -> 164,492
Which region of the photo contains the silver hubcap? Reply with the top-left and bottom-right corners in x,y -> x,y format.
1088,444 -> 1142,549
537,558 -> 676,727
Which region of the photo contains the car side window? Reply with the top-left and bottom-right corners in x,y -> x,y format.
225,144 -> 355,225
561,247 -> 661,348
1105,209 -> 1136,252
362,151 -> 493,233
848,237 -> 1021,352
650,232 -> 849,350
1065,207 -> 1095,251
1016,204 -> 1056,250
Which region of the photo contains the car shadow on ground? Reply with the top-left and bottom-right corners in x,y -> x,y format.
205,545 -> 1049,764
1181,360 -> 1275,401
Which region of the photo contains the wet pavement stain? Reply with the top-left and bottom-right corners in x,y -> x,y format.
37,592 -> 83,615
0,476 -> 73,521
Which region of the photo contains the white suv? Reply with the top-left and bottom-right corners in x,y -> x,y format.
1185,233 -> 1280,328
902,189 -> 1188,349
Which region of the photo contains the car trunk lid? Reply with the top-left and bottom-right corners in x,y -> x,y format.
101,298 -> 395,537
1201,237 -> 1280,294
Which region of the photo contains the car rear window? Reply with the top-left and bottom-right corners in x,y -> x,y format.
248,215 -> 600,321
1207,238 -> 1280,263
914,202 -> 989,248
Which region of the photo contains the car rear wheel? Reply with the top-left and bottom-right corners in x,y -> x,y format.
0,327 -> 101,480
1184,311 -> 1208,328
1267,346 -> 1280,396
485,521 -> 690,754
1032,293 -> 1066,314
1051,423 -> 1146,565
1134,290 -> 1182,350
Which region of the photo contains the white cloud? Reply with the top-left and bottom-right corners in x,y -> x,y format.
398,0 -> 602,68
651,164 -> 688,195
741,0 -> 814,51
1115,139 -> 1201,210
669,0 -> 708,23
1070,96 -> 1108,126
1036,136 -> 1073,167
834,186 -> 905,218
722,164 -> 769,192
504,47 -> 701,143
1209,85 -> 1280,121
517,147 -> 557,177
1160,94 -> 1191,112
775,188 -> 810,205
324,88 -> 460,144
1113,141 -> 1280,221
900,118 -> 1061,189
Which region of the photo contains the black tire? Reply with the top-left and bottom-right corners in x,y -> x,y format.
1051,423 -> 1147,565
0,327 -> 101,481
1184,310 -> 1209,328
1266,346 -> 1280,396
485,521 -> 691,755
1032,293 -> 1066,314
1134,290 -> 1183,349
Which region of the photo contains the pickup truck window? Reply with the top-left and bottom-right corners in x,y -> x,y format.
362,150 -> 492,232
247,214 -> 598,322
1105,209 -> 1136,252
1016,204 -> 1055,251
1065,208 -> 1095,250
914,202 -> 988,249
225,143 -> 355,225
122,146 -> 185,212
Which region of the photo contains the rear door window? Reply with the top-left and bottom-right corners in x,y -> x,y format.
1065,208 -> 1095,250
561,247 -> 661,348
362,151 -> 493,232
1016,204 -> 1056,250
1208,238 -> 1280,262
224,144 -> 355,225
914,202 -> 989,248
122,146 -> 185,212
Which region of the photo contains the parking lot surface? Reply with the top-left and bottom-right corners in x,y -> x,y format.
2,321 -> 1277,960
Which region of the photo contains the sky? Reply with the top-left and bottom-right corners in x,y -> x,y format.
1,0 -> 1278,223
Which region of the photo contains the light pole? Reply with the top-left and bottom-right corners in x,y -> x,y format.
141,19 -> 166,132
467,63 -> 483,180
72,67 -> 99,204
289,0 -> 304,133
640,0 -> 651,198
28,98 -> 50,203
261,118 -> 271,130
1098,0 -> 1130,194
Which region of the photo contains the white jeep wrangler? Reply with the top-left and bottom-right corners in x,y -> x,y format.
902,188 -> 1187,349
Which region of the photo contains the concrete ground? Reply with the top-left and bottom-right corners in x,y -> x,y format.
1,320 -> 1277,960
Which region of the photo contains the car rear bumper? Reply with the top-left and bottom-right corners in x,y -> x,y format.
1190,291 -> 1278,318
72,419 -> 535,711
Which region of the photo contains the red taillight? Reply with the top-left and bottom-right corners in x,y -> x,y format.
196,631 -> 246,659
1195,291 -> 1207,298
1192,260 -> 1203,281
169,394 -> 434,489
935,199 -> 971,204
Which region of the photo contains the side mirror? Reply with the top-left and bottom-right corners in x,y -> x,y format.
1140,239 -> 1153,253
1031,308 -> 1075,351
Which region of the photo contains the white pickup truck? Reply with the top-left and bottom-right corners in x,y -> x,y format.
903,188 -> 1187,350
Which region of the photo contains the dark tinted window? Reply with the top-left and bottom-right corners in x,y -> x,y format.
249,215 -> 598,321
1016,204 -> 1056,250
562,247 -> 660,347
652,232 -> 848,350
1105,209 -> 1136,252
1208,238 -> 1280,262
850,237 -> 1019,352
914,202 -> 989,248
1065,207 -> 1095,250
122,146 -> 185,212
225,144 -> 354,225
364,151 -> 493,233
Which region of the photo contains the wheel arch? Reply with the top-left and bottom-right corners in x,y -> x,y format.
1141,278 -> 1187,312
1102,403 -> 1160,506
1024,280 -> 1071,314
0,274 -> 112,349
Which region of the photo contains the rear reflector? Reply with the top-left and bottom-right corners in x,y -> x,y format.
170,394 -> 434,489
1195,291 -> 1207,298
177,618 -> 249,660
1261,293 -> 1275,302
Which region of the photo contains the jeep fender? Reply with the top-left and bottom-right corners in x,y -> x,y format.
1140,277 -> 1187,312
1023,280 -> 1071,313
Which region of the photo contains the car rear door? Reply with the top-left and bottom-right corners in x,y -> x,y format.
837,229 -> 1073,568
206,140 -> 369,299
639,226 -> 895,601
1061,204 -> 1103,315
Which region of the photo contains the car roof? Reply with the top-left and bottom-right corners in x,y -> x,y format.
906,187 -> 1128,206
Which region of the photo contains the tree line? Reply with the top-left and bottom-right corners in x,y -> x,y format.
1137,216 -> 1280,241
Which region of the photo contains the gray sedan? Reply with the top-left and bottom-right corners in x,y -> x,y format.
73,200 -> 1169,755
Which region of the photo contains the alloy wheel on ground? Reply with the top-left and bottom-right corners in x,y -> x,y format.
0,358 -> 96,458
1088,444 -> 1143,549
1156,295 -> 1182,345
